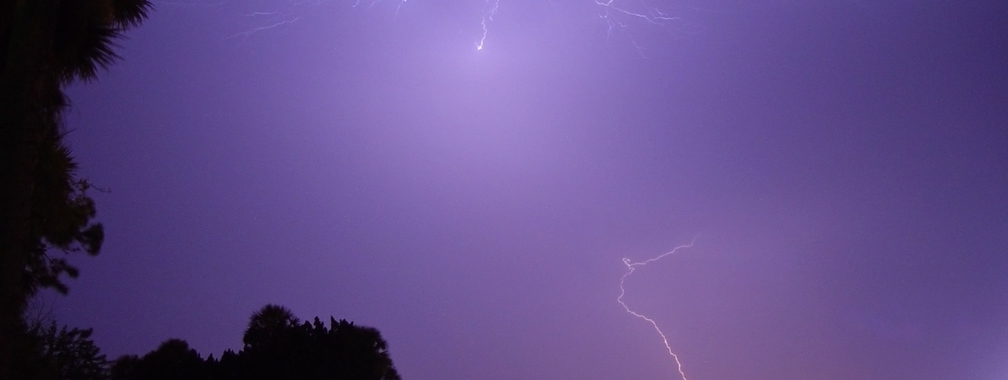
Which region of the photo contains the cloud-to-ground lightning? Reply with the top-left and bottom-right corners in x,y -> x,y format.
476,0 -> 500,50
618,236 -> 699,380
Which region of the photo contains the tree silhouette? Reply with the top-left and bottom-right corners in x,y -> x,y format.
109,355 -> 141,380
243,304 -> 301,350
16,321 -> 109,380
0,0 -> 151,375
114,305 -> 402,380
127,339 -> 205,380
309,318 -> 400,380
237,305 -> 401,380
24,124 -> 104,296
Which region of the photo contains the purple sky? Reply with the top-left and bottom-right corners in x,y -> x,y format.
50,1 -> 1007,379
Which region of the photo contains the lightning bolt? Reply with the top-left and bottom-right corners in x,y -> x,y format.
476,0 -> 500,51
593,0 -> 696,56
595,0 -> 681,26
169,0 -> 694,52
224,16 -> 300,40
618,236 -> 699,380
395,0 -> 406,18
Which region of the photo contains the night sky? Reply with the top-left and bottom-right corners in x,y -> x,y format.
49,1 -> 1008,379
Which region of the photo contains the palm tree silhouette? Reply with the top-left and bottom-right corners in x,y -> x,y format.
0,0 -> 152,376
243,304 -> 302,349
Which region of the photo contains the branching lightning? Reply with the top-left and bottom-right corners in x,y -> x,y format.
476,0 -> 500,51
595,0 -> 682,27
167,0 -> 695,52
618,236 -> 699,380
594,0 -> 689,56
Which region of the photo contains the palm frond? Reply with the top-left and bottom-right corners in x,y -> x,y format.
111,0 -> 153,29
54,0 -> 123,82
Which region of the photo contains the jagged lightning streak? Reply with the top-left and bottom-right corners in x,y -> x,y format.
167,0 -> 695,51
618,236 -> 699,380
595,0 -> 682,27
594,0 -> 695,56
476,0 -> 500,50
225,16 -> 300,40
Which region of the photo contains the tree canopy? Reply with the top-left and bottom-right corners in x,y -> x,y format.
14,319 -> 110,380
111,305 -> 402,380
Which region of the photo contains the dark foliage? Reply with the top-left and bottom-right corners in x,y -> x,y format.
15,320 -> 110,380
24,123 -> 105,296
2,0 -> 153,299
113,305 -> 402,380
110,339 -> 205,380
2,0 -> 151,376
243,304 -> 301,350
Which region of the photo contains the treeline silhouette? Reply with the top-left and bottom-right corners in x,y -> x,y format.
1,2 -> 405,379
109,304 -> 401,380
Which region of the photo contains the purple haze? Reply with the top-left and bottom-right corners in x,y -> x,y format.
52,1 -> 1008,379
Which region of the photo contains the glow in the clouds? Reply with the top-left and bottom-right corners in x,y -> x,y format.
618,236 -> 699,380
